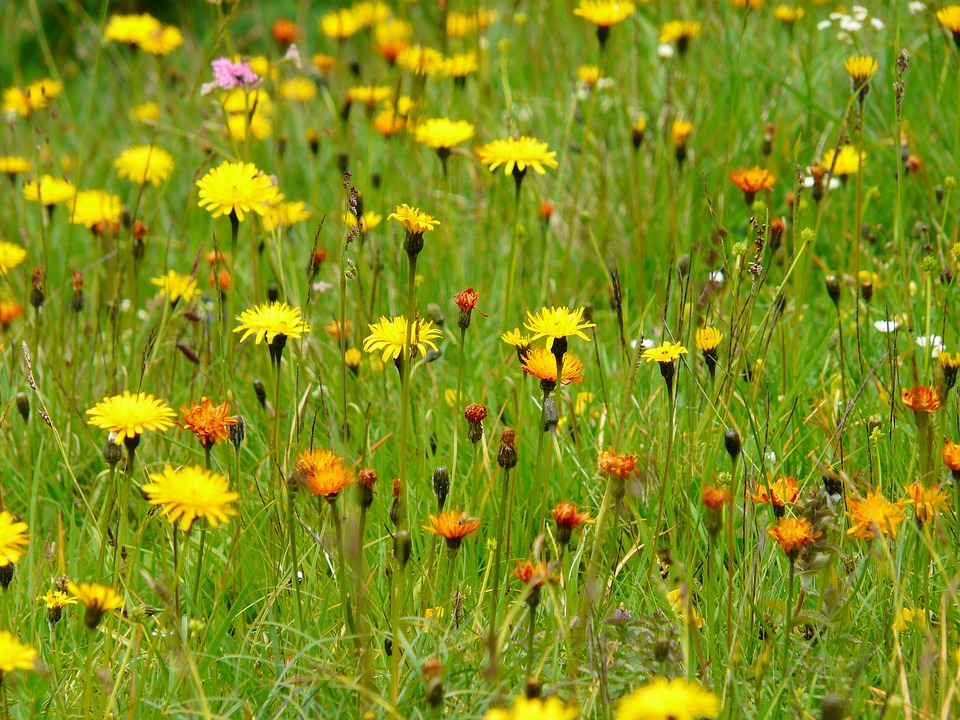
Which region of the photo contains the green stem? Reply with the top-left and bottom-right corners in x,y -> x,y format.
487,467 -> 512,682
330,497 -> 356,640
649,392 -> 678,578
287,488 -> 304,632
95,465 -> 118,578
192,526 -> 207,608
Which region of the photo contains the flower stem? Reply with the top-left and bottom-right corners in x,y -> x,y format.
487,467 -> 512,681
329,497 -> 357,641
287,488 -> 304,632
192,526 -> 207,607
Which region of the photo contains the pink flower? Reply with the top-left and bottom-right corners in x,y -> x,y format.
200,58 -> 259,95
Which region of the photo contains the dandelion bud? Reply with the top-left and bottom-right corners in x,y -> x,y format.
103,438 -> 123,467
825,275 -> 841,307
0,564 -> 13,590
432,466 -> 450,511
498,428 -> 518,470
15,392 -> 30,422
229,416 -> 245,449
394,530 -> 411,569
464,403 -> 487,444
390,477 -> 403,527
543,398 -> 559,433
525,677 -> 542,699
724,428 -> 741,461
253,380 -> 267,408
769,218 -> 785,251
70,270 -> 84,312
306,128 -> 320,155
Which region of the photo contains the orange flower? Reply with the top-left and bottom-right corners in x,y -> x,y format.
729,167 -> 775,204
598,448 -> 636,480
296,449 -> 355,498
521,348 -> 585,386
179,397 -> 238,449
272,18 -> 299,44
943,442 -> 960,473
511,559 -> 555,588
0,300 -> 23,326
767,516 -> 820,557
901,386 -> 940,413
752,475 -> 799,509
424,510 -> 480,550
846,488 -> 906,540
702,485 -> 731,510
903,481 -> 950,526
552,501 -> 591,546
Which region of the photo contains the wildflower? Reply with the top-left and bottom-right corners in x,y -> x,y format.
3,78 -> 62,118
234,301 -> 310,363
484,695 -> 577,720
943,442 -> 960,480
512,560 -> 555,606
616,677 -> 720,720
695,326 -> 723,377
892,607 -> 927,632
464,403 -> 487,443
263,201 -> 312,232
667,587 -> 705,629
347,85 -> 392,109
643,340 -> 688,394
0,156 -> 30,180
295,449 -> 355,498
200,58 -> 259,96
552,502 -> 591,546
424,511 -> 480,551
476,136 -> 559,192
522,348 -> 585,386
502,328 -> 533,362
375,109 -> 406,136
86,391 -> 176,447
632,116 -> 647,148
197,161 -> 281,222
454,287 -> 484,331
822,145 -> 863,178
524,306 -> 595,350
767,516 -> 820,558
138,24 -> 183,55
389,204 -> 440,236
0,511 -> 28,568
671,120 -> 693,163
114,145 -> 175,187
599,448 -> 636,480
0,242 -> 26,277
443,52 -> 479,82
142,466 -> 239,532
397,45 -> 445,75
68,581 -> 124,629
105,13 -> 159,45
498,428 -> 519,471
132,102 -> 159,124
729,167 -> 775,205
38,590 -> 76,625
752,475 -> 800,518
0,631 -> 37,674
938,7 -> 960,46
702,484 -> 730,536
939,352 -> 960,392
279,77 -> 317,102
69,190 -> 122,229
774,6 -> 804,23
179,398 -> 238,449
903,481 -> 950,526
320,8 -> 362,39
414,118 -> 476,169
659,21 -> 702,54
901,386 -> 940,414
0,301 -> 24,328
376,18 -> 412,62
151,270 -> 199,306
844,55 -> 879,101
846,488 -> 906,540
363,315 -> 443,362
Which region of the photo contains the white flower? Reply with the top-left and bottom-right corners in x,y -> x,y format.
641,338 -> 656,350
765,451 -> 777,463
709,270 -> 725,284
873,320 -> 899,333
916,335 -> 945,357
852,5 -> 868,21
839,17 -> 863,32
658,43 -> 675,59
870,18 -> 884,30
908,2 -> 926,14
817,20 -> 833,31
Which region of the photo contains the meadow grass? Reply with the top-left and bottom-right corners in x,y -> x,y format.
0,0 -> 959,718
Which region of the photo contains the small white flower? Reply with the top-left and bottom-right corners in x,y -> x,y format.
283,43 -> 302,69
908,2 -> 926,14
873,320 -> 899,333
829,12 -> 844,20
709,270 -> 725,284
597,77 -> 617,92
765,451 -> 777,463
312,281 -> 335,293
817,20 -> 833,31
852,6 -> 869,21
658,43 -> 675,59
836,30 -> 850,41
641,338 -> 656,350
839,17 -> 863,32
870,18 -> 884,30
916,335 -> 945,357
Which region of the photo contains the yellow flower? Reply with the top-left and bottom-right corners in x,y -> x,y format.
151,270 -> 200,305
524,306 -> 596,348
666,588 -> 705,629
0,242 -> 27,276
0,156 -> 30,176
347,85 -> 393,108
38,590 -> 76,610
447,12 -> 477,37
2,79 -> 63,118
350,1 -> 390,29
476,136 -> 559,177
0,511 -> 29,567
197,161 -> 282,221
138,24 -> 183,55
142,465 -> 240,531
501,328 -> 532,348
263,201 -> 311,232
572,1 -> 636,28
389,204 -> 440,235
376,18 -> 412,62
892,607 -> 926,632
642,340 -> 688,363
521,348 -> 585,385
767,516 -> 820,557
132,102 -> 160,124
69,190 -> 122,229
363,315 -> 443,362
729,167 -> 775,200
484,695 -> 578,720
774,5 -> 804,22
234,301 -> 311,345
442,52 -> 479,79
343,211 -> 383,232
846,488 -> 906,540
844,55 -> 879,86
345,348 -> 362,370
694,327 -> 723,352
397,46 -> 445,75
616,678 -> 720,720
114,145 -> 175,187
903,481 -> 950,526
822,145 -> 863,177
86,391 -> 177,446
279,77 -> 317,102
312,53 -> 338,73
68,581 -> 125,629
320,8 -> 363,39
226,110 -> 273,141
374,109 -> 406,136
938,6 -> 960,34
105,13 -> 160,45
671,120 -> 693,146
221,88 -> 273,115
578,65 -> 602,85
414,118 -> 476,149
0,631 -> 37,675
660,20 -> 702,45
295,449 -> 356,498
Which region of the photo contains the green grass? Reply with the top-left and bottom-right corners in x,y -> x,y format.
1,0 -> 960,717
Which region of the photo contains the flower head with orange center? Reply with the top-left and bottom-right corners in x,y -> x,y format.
904,481 -> 950,526
375,18 -> 411,62
296,449 -> 355,499
86,391 -> 176,446
598,448 -> 636,480
179,397 -> 238,449
730,167 -> 775,204
424,510 -> 480,550
902,386 -> 940,414
767,516 -> 820,558
846,488 -> 906,540
521,348 -> 585,385
142,465 -> 240,531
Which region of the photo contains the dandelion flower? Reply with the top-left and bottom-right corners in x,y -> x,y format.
142,465 -> 239,531
484,695 -> 577,720
0,631 -> 37,675
105,13 -> 160,45
68,581 -> 124,629
296,449 -> 355,498
616,677 -> 720,720
767,516 -> 820,558
22,176 -> 75,207
476,136 -> 559,179
263,201 -> 311,232
729,167 -> 775,205
414,118 -> 476,161
524,306 -> 595,349
376,18 -> 412,62
0,511 -> 29,567
424,510 -> 480,550
443,52 -> 479,81
279,77 -> 317,102
115,145 -> 175,187
599,448 -> 637,480
0,156 -> 30,178
3,79 -> 62,118
69,190 -> 122,229
363,315 -> 443,362
938,6 -> 960,45
642,340 -> 688,364
179,397 -> 238,449
151,270 -> 199,305
347,85 -> 393,108
844,55 -> 879,96
397,45 -> 445,75
320,8 -> 363,39
774,6 -> 804,23
0,242 -> 27,277
196,161 -> 281,222
672,120 -> 693,146
138,24 -> 183,55
522,347 -> 585,385
38,590 -> 76,625
822,145 -> 863,177
659,21 -> 702,53
846,488 -> 906,540
903,481 -> 950,526
86,391 -> 176,446
389,204 -> 440,235
234,301 -> 311,345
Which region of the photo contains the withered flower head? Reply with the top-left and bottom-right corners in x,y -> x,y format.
552,501 -> 591,546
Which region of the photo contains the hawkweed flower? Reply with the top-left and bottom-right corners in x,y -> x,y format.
413,118 -> 475,173
0,512 -> 28,578
320,8 -> 362,40
943,442 -> 960,482
631,116 -> 647,149
822,145 -> 863,179
502,328 -> 533,363
389,204 -> 439,257
671,120 -> 693,164
511,559 -> 556,608
114,145 -> 174,186
454,287 -> 484,331
142,465 -> 239,531
552,501 -> 591,546
424,510 -> 480,553
179,398 -> 238,450
484,695 -> 577,720
0,242 -> 26,276
196,161 -> 281,228
938,6 -> 960,47
767,516 -> 820,559
0,631 -> 37,675
695,326 -> 723,378
475,136 -> 559,196
572,1 -> 636,47
903,481 -> 950,527
69,190 -> 122,229
272,18 -> 300,45
151,270 -> 199,307
939,352 -> 960,392
296,449 -> 355,499
599,448 -> 636,481
615,677 -> 720,720
702,484 -> 731,537
68,581 -> 124,629
660,21 -> 702,56
642,340 -> 688,395
443,52 -> 479,85
38,590 -> 77,625
23,175 -> 75,209
844,55 -> 879,103
358,468 -> 378,509
846,488 -> 905,540
2,78 -> 62,119
524,306 -> 595,351
0,300 -> 23,329
278,77 -> 316,102
86,391 -> 176,451
0,156 -> 30,182
521,347 -> 585,392
375,18 -> 411,63
666,587 -> 705,629
464,403 -> 487,444
234,301 -> 311,365
729,167 -> 775,205
397,45 -> 445,75
752,475 -> 799,518
363,315 -> 443,363
774,5 -> 804,25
